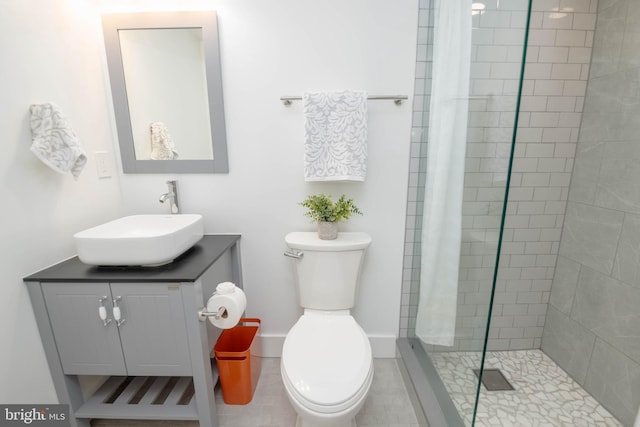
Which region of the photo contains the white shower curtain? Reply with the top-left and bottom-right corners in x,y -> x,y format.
415,0 -> 472,346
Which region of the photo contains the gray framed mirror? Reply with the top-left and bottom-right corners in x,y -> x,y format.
102,11 -> 228,173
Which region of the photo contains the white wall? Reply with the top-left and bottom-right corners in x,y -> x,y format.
0,0 -> 124,403
0,0 -> 416,405
102,0 -> 418,357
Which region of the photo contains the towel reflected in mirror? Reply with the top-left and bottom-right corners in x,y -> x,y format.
149,121 -> 179,160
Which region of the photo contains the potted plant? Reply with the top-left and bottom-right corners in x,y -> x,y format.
299,194 -> 362,240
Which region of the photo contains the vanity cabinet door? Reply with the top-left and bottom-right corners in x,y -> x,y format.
42,283 -> 127,376
111,283 -> 192,376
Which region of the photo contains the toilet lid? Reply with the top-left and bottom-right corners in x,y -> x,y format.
282,313 -> 372,409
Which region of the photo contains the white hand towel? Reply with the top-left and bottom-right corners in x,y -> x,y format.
303,90 -> 368,182
29,103 -> 87,179
150,121 -> 179,160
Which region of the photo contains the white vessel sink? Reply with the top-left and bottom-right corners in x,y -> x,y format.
74,214 -> 204,266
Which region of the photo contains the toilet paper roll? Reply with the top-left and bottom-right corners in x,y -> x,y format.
206,282 -> 247,329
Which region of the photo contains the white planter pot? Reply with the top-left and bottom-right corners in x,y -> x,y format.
317,221 -> 338,240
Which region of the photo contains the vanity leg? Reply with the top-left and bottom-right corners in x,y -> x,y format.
181,282 -> 218,427
26,283 -> 90,427
230,240 -> 244,288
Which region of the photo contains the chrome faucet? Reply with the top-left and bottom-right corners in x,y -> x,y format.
159,180 -> 180,214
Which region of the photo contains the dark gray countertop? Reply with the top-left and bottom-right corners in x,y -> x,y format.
24,235 -> 240,283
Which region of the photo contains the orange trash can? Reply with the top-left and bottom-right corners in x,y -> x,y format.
213,318 -> 261,404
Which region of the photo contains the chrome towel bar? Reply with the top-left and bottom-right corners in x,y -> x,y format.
280,95 -> 408,106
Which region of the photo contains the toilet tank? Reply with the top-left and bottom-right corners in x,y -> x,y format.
284,232 -> 372,310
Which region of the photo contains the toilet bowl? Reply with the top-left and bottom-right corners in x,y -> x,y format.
281,310 -> 373,427
282,232 -> 373,427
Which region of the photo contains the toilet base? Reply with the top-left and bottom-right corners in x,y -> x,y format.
282,358 -> 373,427
295,415 -> 356,427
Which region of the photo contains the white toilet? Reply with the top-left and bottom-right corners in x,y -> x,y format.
281,232 -> 373,427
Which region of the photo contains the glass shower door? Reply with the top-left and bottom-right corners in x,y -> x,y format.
405,0 -> 533,425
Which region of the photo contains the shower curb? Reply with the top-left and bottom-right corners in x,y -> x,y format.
397,338 -> 465,427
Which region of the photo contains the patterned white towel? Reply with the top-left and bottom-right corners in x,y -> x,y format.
303,90 -> 368,181
29,103 -> 87,179
150,121 -> 179,160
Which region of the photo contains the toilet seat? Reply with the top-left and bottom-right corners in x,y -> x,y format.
281,311 -> 373,414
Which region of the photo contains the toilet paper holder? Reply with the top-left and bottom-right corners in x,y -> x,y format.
198,306 -> 228,322
199,282 -> 246,327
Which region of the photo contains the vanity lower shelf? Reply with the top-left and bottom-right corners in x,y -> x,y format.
75,362 -> 219,420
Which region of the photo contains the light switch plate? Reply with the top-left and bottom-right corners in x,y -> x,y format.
95,151 -> 112,178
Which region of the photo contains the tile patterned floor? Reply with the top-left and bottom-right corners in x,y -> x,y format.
93,358 -> 420,427
429,349 -> 623,426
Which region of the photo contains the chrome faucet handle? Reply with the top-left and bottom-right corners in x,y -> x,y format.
159,180 -> 180,214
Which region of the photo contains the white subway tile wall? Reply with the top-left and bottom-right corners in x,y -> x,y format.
401,0 -> 596,352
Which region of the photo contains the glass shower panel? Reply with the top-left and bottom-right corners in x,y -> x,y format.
406,0 -> 532,425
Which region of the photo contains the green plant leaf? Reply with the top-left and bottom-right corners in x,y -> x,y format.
299,194 -> 362,223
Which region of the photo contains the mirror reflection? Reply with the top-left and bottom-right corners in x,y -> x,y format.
102,11 -> 228,174
119,28 -> 214,161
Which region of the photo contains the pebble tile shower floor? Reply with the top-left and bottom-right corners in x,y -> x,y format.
430,349 -> 622,426
92,358 -> 420,427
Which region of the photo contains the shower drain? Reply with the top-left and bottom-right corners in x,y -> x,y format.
472,369 -> 515,391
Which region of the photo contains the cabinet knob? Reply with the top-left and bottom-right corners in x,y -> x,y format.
112,296 -> 126,326
98,296 -> 112,326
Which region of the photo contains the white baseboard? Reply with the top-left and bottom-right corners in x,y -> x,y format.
259,334 -> 286,358
369,335 -> 398,358
258,333 -> 397,358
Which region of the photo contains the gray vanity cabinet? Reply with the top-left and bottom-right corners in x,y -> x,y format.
43,282 -> 191,377
111,283 -> 192,376
25,235 -> 243,427
42,283 -> 126,375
